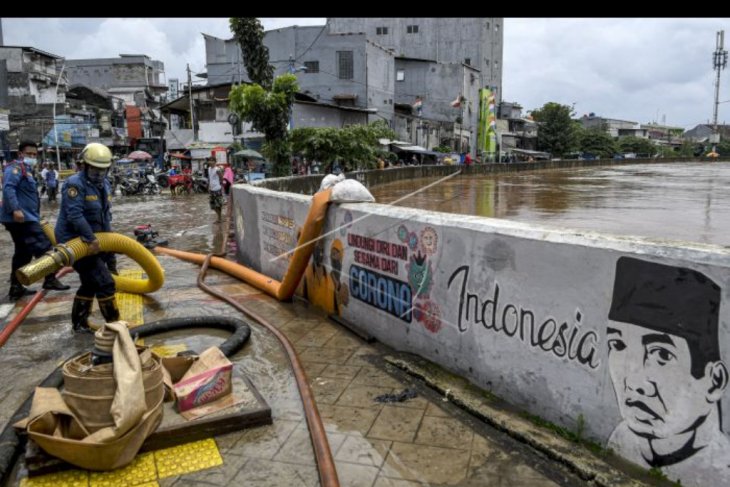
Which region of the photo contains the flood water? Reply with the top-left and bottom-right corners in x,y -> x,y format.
369,162 -> 730,246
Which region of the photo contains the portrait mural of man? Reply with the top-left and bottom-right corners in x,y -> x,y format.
606,256 -> 730,486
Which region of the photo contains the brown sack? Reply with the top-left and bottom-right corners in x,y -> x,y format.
24,387 -> 163,471
15,321 -> 164,471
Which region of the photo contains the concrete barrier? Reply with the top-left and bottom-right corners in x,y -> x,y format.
254,157 -> 730,195
235,165 -> 730,487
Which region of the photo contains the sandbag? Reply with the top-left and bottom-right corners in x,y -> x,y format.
330,179 -> 375,203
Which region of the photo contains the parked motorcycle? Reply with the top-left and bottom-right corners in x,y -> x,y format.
144,174 -> 161,195
119,176 -> 143,196
192,171 -> 209,194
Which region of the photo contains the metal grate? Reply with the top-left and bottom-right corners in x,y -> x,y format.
337,51 -> 353,80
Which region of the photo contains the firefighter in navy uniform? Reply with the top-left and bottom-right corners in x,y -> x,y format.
55,143 -> 119,333
1,141 -> 70,300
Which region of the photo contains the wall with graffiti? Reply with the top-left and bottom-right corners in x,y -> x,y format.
233,184 -> 730,487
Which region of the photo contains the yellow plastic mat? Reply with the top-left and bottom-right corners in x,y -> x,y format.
116,269 -> 144,327
20,438 -> 222,486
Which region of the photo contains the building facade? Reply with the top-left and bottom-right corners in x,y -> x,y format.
204,19 -> 496,155
328,18 -> 503,105
65,54 -> 167,108
0,45 -> 67,154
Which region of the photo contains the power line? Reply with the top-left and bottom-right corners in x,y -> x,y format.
295,21 -> 329,62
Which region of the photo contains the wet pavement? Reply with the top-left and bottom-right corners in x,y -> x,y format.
0,192 -> 612,486
370,162 -> 730,246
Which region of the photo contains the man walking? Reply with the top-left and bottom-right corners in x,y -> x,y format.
207,158 -> 224,223
55,143 -> 118,333
1,141 -> 69,300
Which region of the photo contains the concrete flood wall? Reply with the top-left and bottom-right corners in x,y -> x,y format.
235,164 -> 730,487
254,157 -> 730,195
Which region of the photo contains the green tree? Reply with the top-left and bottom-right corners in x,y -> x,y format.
716,138 -> 730,155
290,121 -> 395,170
655,145 -> 677,158
676,141 -> 697,157
577,127 -> 617,158
617,136 -> 656,156
229,17 -> 295,177
530,102 -> 579,158
229,18 -> 273,89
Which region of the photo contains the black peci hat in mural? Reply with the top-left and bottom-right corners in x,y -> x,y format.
609,256 -> 722,377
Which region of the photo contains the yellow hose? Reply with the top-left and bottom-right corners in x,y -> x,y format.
18,229 -> 164,294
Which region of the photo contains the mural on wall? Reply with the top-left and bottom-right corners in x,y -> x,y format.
606,257 -> 730,484
348,229 -> 411,322
302,238 -> 349,316
260,210 -> 297,274
345,223 -> 442,332
446,264 -> 601,369
406,226 -> 442,332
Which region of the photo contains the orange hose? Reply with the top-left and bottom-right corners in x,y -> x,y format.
179,191 -> 340,486
154,187 -> 333,301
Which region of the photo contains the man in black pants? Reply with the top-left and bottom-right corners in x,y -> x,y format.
55,143 -> 118,333
1,141 -> 69,300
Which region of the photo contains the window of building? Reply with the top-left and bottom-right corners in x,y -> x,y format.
495,24 -> 500,32
495,60 -> 499,69
486,22 -> 490,30
304,61 -> 319,73
337,51 -> 354,80
396,69 -> 405,82
407,25 -> 419,34
376,26 -> 388,35
465,58 -> 471,66
485,59 -> 490,67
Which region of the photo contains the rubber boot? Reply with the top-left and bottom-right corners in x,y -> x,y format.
43,275 -> 71,291
71,296 -> 94,334
98,296 -> 120,323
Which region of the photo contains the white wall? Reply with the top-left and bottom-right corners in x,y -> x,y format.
233,182 -> 730,487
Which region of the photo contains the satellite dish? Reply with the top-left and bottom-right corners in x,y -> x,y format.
227,113 -> 239,126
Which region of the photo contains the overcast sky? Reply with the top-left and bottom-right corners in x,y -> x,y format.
3,17 -> 729,130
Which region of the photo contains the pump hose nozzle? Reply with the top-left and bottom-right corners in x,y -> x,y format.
16,232 -> 165,294
15,245 -> 74,286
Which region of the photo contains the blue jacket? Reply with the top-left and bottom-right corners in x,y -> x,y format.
1,161 -> 41,223
55,172 -> 113,244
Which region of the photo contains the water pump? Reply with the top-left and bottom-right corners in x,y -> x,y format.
133,224 -> 168,249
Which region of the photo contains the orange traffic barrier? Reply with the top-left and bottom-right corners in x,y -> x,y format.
154,187 -> 333,301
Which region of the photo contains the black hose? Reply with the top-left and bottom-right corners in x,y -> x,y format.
0,315 -> 251,486
0,368 -> 63,487
133,316 -> 251,357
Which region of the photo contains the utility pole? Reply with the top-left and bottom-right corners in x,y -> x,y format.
712,30 -> 727,141
53,61 -> 65,167
187,63 -> 196,141
458,64 -> 465,153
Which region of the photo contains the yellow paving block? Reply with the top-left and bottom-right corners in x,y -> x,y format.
116,269 -> 144,328
89,452 -> 156,487
154,438 -> 222,479
150,343 -> 188,357
20,469 -> 89,487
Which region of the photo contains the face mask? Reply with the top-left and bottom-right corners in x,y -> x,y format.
86,167 -> 107,187
23,157 -> 37,166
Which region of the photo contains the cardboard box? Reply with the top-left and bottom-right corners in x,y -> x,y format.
163,347 -> 233,413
